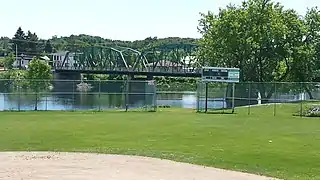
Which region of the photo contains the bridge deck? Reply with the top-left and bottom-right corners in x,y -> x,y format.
54,67 -> 202,77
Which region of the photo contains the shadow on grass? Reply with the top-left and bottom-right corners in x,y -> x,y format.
204,111 -> 235,115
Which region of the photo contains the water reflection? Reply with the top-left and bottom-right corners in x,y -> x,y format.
0,92 -> 225,111
157,92 -> 226,109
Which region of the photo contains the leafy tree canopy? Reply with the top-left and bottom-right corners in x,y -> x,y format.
197,0 -> 320,101
3,53 -> 15,70
25,58 -> 52,92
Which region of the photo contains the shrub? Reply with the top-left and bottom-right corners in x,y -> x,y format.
299,104 -> 320,117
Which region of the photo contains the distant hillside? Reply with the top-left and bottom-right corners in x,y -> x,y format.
49,35 -> 198,52
0,28 -> 198,55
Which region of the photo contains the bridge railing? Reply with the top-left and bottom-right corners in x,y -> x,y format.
54,66 -> 202,74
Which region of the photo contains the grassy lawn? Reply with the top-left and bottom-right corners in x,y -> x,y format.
0,104 -> 319,180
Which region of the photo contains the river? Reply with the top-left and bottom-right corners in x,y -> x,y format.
0,92 -> 226,111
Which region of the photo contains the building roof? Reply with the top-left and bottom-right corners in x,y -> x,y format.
50,51 -> 80,56
16,54 -> 33,60
40,56 -> 51,61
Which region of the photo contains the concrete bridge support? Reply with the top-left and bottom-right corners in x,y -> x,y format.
126,75 -> 155,108
52,72 -> 82,93
53,72 -> 81,81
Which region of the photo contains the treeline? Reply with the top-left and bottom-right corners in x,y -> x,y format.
0,28 -> 197,56
0,27 -> 54,56
50,35 -> 196,51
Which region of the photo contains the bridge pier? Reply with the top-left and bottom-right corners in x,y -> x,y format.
126,75 -> 155,108
53,72 -> 81,93
53,72 -> 81,80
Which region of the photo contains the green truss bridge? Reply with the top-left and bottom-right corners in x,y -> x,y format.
54,43 -> 203,78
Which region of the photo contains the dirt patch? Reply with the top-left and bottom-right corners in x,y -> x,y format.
0,151 -> 278,180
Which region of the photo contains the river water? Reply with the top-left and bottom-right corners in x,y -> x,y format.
0,92 -> 226,111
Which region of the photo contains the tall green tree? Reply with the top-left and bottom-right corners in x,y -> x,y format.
44,40 -> 53,53
3,53 -> 15,70
25,31 -> 40,54
11,27 -> 26,55
25,58 -> 52,110
26,58 -> 52,91
0,37 -> 11,55
197,0 -> 320,102
286,7 -> 320,98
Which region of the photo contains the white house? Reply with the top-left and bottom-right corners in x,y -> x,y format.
12,55 -> 33,69
50,51 -> 76,68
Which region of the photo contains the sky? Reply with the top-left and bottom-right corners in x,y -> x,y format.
0,0 -> 319,41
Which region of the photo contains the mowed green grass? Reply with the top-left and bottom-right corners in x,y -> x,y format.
0,104 -> 319,180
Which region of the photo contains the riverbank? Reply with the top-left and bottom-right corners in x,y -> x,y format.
0,104 -> 319,180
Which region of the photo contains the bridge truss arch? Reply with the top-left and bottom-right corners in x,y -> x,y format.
54,43 -> 202,77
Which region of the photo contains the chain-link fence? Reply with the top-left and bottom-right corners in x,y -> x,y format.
0,79 -> 157,112
2,79 -> 320,115
196,81 -> 320,116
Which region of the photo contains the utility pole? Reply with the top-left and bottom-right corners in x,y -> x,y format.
20,54 -> 24,69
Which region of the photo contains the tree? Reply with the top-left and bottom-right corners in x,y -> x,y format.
11,27 -> 26,55
3,53 -> 15,70
25,31 -> 40,54
197,0 -> 320,104
0,37 -> 11,55
44,40 -> 53,53
26,58 -> 52,92
25,58 -> 52,110
26,57 -> 52,81
286,7 -> 320,99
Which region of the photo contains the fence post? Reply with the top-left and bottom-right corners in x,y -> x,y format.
45,94 -> 48,111
300,82 -> 303,117
196,81 -> 199,112
222,83 -> 225,114
45,79 -> 48,111
153,80 -> 157,112
18,79 -> 21,111
72,80 -> 75,111
35,91 -> 38,111
248,82 -> 251,115
273,82 -> 276,116
205,82 -> 208,113
125,77 -> 129,112
232,82 -> 235,113
98,80 -> 101,111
